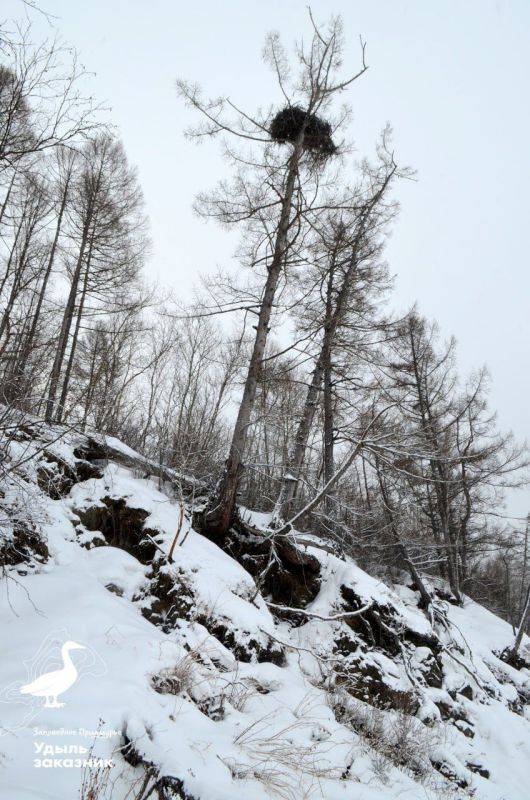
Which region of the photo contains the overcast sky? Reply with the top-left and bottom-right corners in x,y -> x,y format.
7,0 -> 529,521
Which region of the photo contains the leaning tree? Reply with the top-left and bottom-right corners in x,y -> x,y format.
178,13 -> 369,538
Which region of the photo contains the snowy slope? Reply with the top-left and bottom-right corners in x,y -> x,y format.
0,421 -> 529,800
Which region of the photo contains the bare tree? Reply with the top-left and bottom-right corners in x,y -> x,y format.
272,138 -> 401,524
5,148 -> 77,398
0,21 -> 98,170
45,135 -> 147,423
178,13 -> 369,537
370,313 -> 528,603
0,172 -> 49,360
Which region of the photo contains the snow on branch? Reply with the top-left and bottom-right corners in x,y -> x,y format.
266,600 -> 373,622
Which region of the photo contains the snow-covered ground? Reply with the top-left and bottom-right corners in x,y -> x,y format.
0,422 -> 529,800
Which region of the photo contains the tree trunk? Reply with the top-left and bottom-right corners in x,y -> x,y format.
0,212 -> 38,342
55,250 -> 92,423
0,171 -> 16,228
322,260 -> 336,505
519,515 -> 529,615
375,457 -> 433,608
11,177 -> 70,387
45,216 -> 91,423
272,220 -> 371,524
511,584 -> 530,658
81,329 -> 99,431
408,320 -> 462,603
203,146 -> 301,537
272,357 -> 324,523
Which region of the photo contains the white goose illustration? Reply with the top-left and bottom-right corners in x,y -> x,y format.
19,641 -> 86,708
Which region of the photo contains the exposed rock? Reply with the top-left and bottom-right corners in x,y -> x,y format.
466,761 -> 490,779
138,566 -> 195,632
75,497 -> 159,563
73,458 -> 103,483
35,447 -> 103,499
430,758 -> 470,789
498,646 -> 530,671
148,776 -> 198,800
196,613 -> 285,666
196,696 -> 225,721
339,585 -> 444,691
334,631 -> 362,658
73,438 -> 110,464
335,656 -> 419,713
36,454 -> 78,499
0,525 -> 48,568
340,585 -> 401,655
217,516 -> 321,609
435,698 -> 475,738
136,559 -> 286,665
411,647 -> 443,689
105,582 -> 124,597
120,733 -> 198,799
459,684 -> 474,701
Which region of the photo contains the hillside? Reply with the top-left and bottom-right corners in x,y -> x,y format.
0,420 -> 529,800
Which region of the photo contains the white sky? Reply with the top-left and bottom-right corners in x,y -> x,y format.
6,0 -> 529,521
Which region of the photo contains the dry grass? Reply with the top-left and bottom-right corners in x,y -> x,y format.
79,761 -> 112,800
219,675 -> 258,713
220,710 -> 344,799
151,649 -> 198,696
328,689 -> 445,787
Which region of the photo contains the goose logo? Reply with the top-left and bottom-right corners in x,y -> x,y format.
0,629 -> 106,734
20,640 -> 86,708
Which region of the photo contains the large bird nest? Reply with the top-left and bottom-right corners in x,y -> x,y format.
270,106 -> 336,156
